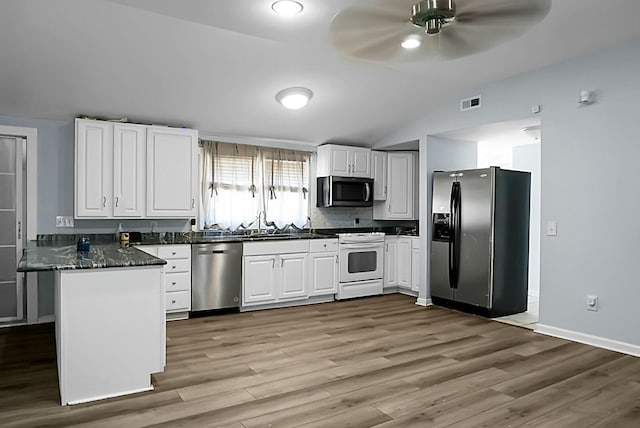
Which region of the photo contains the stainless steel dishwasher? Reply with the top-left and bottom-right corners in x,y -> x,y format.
191,242 -> 242,312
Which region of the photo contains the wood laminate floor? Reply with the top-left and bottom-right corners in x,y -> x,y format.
1,294 -> 639,427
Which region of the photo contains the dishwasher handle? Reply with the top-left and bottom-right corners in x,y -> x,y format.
197,249 -> 226,255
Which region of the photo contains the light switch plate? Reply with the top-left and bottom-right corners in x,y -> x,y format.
546,221 -> 557,236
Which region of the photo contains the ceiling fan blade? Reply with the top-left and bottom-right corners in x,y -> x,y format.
455,0 -> 551,25
330,5 -> 420,62
425,0 -> 551,60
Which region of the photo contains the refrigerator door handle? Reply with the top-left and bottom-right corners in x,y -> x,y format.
449,181 -> 462,289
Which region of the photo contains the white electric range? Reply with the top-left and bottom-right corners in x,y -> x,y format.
336,232 -> 385,299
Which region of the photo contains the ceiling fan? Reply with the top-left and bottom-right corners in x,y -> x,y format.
329,0 -> 552,62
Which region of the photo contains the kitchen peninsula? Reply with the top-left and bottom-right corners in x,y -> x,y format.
18,243 -> 167,405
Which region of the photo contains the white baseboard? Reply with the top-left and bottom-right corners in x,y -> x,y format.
535,324 -> 640,358
415,298 -> 432,307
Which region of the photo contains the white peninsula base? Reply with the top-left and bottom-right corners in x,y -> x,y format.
55,266 -> 165,405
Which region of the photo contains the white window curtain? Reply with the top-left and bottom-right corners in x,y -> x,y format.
200,141 -> 261,230
262,149 -> 310,229
199,141 -> 309,230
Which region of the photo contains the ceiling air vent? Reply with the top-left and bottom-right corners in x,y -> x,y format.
460,96 -> 481,112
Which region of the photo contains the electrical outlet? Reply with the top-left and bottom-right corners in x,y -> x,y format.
546,221 -> 557,236
56,216 -> 74,228
586,295 -> 599,312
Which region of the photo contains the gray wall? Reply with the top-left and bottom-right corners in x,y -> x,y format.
375,37 -> 640,346
512,143 -> 541,297
421,136 -> 477,301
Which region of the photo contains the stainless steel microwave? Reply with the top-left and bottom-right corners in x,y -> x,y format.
316,176 -> 373,207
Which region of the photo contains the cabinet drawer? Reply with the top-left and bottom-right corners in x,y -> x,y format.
165,272 -> 191,292
164,258 -> 191,273
309,239 -> 338,253
165,291 -> 190,312
243,240 -> 309,256
158,245 -> 191,260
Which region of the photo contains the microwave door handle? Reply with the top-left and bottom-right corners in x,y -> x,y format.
364,183 -> 371,202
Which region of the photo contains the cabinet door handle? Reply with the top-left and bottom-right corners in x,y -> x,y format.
171,299 -> 176,304
103,196 -> 107,208
281,258 -> 284,268
335,254 -> 338,264
191,198 -> 195,208
115,196 -> 119,207
388,204 -> 391,213
172,281 -> 176,285
171,251 -> 176,255
272,258 -> 275,269
172,265 -> 176,269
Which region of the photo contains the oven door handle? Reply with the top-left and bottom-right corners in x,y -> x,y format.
340,243 -> 383,250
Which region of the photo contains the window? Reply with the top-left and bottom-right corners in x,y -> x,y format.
199,141 -> 310,230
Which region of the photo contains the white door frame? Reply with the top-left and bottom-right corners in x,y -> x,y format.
0,125 -> 38,324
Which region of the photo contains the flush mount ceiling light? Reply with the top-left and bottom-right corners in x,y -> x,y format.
271,1 -> 303,17
276,87 -> 313,110
522,125 -> 541,141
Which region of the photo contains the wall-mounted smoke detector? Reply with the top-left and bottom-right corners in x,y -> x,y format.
460,96 -> 481,112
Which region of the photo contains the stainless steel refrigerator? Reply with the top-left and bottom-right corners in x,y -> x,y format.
430,167 -> 531,317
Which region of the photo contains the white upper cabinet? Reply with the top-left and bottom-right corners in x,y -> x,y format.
75,120 -> 112,218
146,126 -> 198,218
373,152 -> 417,220
316,144 -> 371,178
113,124 -> 146,217
75,119 -> 197,219
371,151 -> 387,201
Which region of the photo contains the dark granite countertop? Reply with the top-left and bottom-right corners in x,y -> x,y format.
17,243 -> 167,272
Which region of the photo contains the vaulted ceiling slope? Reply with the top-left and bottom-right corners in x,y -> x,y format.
1,0 -> 640,145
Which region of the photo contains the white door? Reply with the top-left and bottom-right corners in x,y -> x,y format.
384,238 -> 398,288
350,147 -> 371,178
279,253 -> 308,300
329,146 -> 350,176
309,252 -> 338,296
0,137 -> 25,322
387,152 -> 414,219
146,127 -> 197,218
397,237 -> 412,289
113,124 -> 145,217
371,151 -> 387,200
243,255 -> 277,305
75,120 -> 112,217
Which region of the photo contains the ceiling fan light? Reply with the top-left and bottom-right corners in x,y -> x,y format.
271,1 -> 303,17
401,36 -> 422,49
276,87 -> 313,110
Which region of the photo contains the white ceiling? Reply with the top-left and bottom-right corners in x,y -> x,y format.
2,0 -> 640,146
441,117 -> 541,147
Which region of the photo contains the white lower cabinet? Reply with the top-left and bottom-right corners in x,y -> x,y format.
308,239 -> 338,297
243,255 -> 278,304
385,235 -> 418,292
384,236 -> 398,289
137,244 -> 191,320
411,238 -> 420,292
279,253 -> 308,300
398,237 -> 412,289
242,240 -> 310,307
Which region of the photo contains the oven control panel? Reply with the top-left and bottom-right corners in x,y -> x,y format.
432,213 -> 451,242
